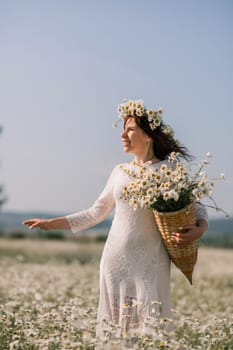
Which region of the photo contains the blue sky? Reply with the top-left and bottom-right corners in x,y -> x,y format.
1,0 -> 233,218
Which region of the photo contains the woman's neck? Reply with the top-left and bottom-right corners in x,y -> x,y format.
133,151 -> 160,164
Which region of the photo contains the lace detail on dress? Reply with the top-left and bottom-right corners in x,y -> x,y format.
65,167 -> 117,233
66,197 -> 114,232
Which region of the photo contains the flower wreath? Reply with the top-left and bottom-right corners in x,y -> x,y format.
113,98 -> 174,137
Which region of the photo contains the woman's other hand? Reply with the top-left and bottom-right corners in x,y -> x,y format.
171,219 -> 208,247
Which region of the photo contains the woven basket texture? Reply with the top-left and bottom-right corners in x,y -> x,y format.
153,203 -> 197,284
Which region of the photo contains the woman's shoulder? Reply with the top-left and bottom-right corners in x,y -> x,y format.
109,162 -> 134,177
113,162 -> 129,174
108,163 -> 127,176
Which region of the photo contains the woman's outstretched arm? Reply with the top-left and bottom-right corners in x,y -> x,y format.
23,165 -> 117,233
22,217 -> 71,231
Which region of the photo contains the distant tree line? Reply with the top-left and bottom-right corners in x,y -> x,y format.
0,126 -> 7,210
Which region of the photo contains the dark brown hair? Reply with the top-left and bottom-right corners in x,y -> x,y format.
124,115 -> 192,161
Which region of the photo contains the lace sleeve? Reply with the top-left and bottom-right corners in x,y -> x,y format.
195,202 -> 208,222
65,167 -> 116,233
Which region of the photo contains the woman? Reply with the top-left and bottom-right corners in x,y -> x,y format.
23,99 -> 208,340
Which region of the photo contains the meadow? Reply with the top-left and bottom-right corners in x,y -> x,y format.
0,238 -> 232,349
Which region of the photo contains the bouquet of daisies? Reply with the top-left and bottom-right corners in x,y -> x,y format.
119,152 -> 226,283
120,152 -> 224,213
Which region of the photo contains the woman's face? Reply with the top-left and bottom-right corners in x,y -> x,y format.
121,117 -> 152,155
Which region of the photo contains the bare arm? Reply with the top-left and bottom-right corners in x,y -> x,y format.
22,217 -> 71,231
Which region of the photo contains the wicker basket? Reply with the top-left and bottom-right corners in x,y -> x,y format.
153,203 -> 197,284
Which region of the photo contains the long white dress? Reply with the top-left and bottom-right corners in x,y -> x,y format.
66,161 -> 208,338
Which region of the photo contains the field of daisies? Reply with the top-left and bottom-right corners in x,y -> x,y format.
0,238 -> 232,350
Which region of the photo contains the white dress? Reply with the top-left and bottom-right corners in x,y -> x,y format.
66,161 -> 208,338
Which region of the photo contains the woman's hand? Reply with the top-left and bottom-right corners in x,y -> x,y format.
22,217 -> 71,231
22,219 -> 52,231
171,219 -> 208,247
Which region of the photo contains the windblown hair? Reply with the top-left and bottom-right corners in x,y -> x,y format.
124,115 -> 193,161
